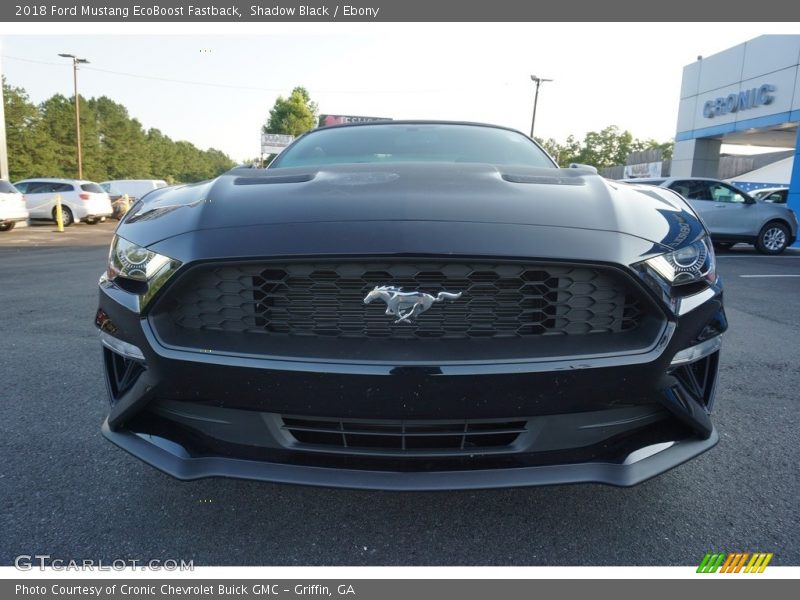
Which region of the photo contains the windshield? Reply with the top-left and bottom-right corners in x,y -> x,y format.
271,124 -> 556,169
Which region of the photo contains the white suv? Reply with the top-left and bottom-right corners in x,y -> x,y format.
14,178 -> 113,226
0,179 -> 29,232
99,179 -> 168,201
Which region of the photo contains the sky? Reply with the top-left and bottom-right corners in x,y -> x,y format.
1,23 -> 799,162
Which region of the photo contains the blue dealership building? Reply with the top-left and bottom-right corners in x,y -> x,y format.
673,34 -> 800,245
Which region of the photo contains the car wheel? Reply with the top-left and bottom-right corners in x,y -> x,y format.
755,222 -> 790,254
86,218 -> 99,225
0,222 -> 15,232
713,242 -> 733,251
52,206 -> 74,227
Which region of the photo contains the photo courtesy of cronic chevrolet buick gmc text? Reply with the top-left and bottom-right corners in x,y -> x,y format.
624,177 -> 798,254
96,121 -> 727,490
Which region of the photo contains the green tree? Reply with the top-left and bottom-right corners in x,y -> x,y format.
535,137 -> 561,161
90,96 -> 149,180
263,86 -> 318,136
36,94 -> 79,178
146,128 -> 178,182
76,96 -> 105,181
538,127 -> 674,169
634,139 -> 674,160
535,134 -> 582,167
203,148 -> 236,177
2,79 -> 58,181
576,126 -> 635,169
4,80 -> 235,184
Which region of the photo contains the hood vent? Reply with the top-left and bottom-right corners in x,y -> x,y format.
234,174 -> 315,186
502,174 -> 585,185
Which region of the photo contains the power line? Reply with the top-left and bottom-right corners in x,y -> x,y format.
3,55 -> 63,67
87,64 -> 292,93
2,54 -> 456,95
3,54 -> 288,91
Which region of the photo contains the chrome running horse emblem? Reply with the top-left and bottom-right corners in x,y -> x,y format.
363,286 -> 464,324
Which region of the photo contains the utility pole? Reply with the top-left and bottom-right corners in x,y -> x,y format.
58,53 -> 89,179
0,45 -> 9,180
529,75 -> 553,139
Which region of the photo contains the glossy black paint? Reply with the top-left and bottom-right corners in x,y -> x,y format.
118,163 -> 703,254
98,122 -> 727,489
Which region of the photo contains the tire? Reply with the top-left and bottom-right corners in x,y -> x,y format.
86,218 -> 99,225
52,206 -> 74,227
755,222 -> 790,254
0,222 -> 15,232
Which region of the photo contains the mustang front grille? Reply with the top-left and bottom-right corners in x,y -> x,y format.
149,260 -> 663,360
160,261 -> 642,335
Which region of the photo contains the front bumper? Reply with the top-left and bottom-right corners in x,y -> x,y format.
74,201 -> 113,221
0,212 -> 29,224
97,268 -> 726,490
102,418 -> 718,490
82,212 -> 113,221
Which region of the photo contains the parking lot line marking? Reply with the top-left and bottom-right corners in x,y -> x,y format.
739,275 -> 800,278
717,255 -> 800,258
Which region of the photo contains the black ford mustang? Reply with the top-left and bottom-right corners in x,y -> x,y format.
96,121 -> 726,490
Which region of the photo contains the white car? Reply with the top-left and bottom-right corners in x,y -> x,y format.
100,179 -> 169,219
14,178 -> 113,226
0,179 -> 29,231
751,187 -> 788,204
99,179 -> 168,202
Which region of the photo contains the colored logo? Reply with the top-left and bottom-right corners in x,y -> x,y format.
697,552 -> 773,573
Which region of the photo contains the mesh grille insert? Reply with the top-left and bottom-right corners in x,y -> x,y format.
161,260 -> 644,340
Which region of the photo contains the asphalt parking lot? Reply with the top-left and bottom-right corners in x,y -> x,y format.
1,221 -> 798,566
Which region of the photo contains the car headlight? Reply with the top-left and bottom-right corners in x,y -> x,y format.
106,235 -> 181,308
645,238 -> 716,286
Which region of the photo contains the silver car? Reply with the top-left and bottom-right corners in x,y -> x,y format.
625,177 -> 798,254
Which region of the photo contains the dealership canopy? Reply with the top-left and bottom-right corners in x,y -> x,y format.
728,156 -> 793,191
672,34 -> 800,243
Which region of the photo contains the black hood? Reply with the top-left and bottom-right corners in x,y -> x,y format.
118,163 -> 705,252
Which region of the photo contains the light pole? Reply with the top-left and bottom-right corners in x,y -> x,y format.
529,75 -> 553,139
58,53 -> 89,179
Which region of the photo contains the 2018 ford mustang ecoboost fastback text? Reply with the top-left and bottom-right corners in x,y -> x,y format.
96,121 -> 727,490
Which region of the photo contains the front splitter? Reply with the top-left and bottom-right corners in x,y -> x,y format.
102,419 -> 718,491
